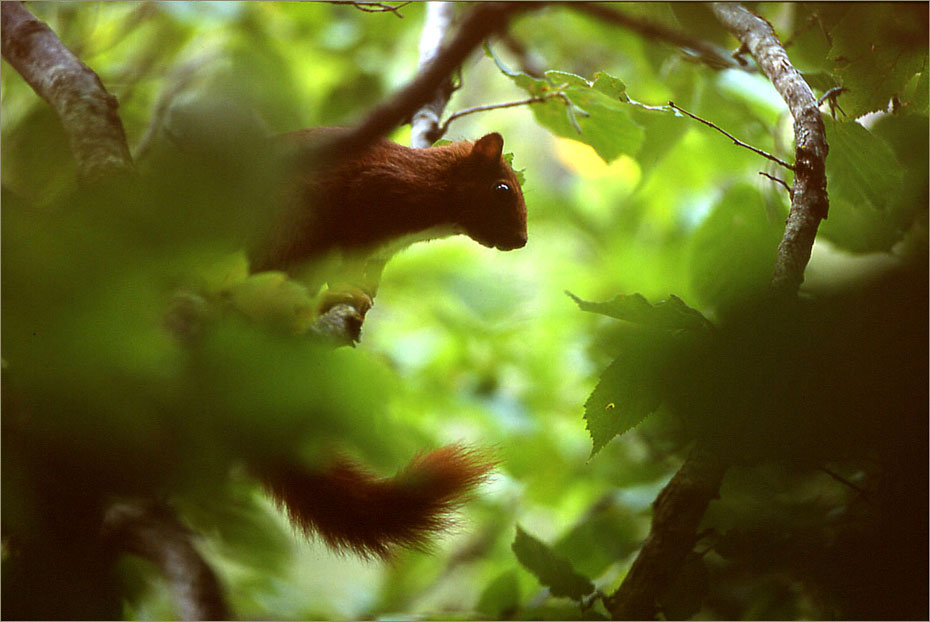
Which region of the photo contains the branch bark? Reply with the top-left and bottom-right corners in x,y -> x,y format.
410,2 -> 457,148
570,2 -> 752,73
711,2 -> 829,297
606,4 -> 829,619
1,1 -> 133,182
318,1 -> 536,160
606,447 -> 725,619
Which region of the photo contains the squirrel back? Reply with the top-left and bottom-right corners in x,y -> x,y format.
251,128 -> 526,273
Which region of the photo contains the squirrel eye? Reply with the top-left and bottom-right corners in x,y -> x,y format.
493,182 -> 511,195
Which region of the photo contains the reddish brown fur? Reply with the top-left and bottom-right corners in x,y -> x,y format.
251,127 -> 526,273
259,445 -> 497,559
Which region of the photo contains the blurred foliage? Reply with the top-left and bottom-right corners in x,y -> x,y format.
1,2 -> 927,620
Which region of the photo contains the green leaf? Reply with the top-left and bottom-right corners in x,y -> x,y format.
686,184 -> 784,311
819,116 -> 920,252
503,152 -> 527,187
511,526 -> 595,601
590,71 -> 629,101
584,338 -> 664,456
531,82 -> 644,163
825,118 -> 903,211
488,47 -> 643,162
566,291 -> 712,331
659,553 -> 710,620
829,4 -> 929,116
545,70 -> 591,88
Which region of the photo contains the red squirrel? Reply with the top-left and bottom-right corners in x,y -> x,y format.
251,127 -> 527,282
247,128 -> 526,559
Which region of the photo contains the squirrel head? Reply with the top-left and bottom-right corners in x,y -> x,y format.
454,133 -> 527,252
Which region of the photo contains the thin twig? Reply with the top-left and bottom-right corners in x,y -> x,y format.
759,170 -> 792,195
820,467 -> 873,501
669,101 -> 794,170
817,85 -> 848,119
331,1 -> 411,18
816,86 -> 847,107
438,92 -> 563,135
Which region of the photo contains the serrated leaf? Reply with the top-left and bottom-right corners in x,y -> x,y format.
829,4 -> 928,116
512,526 -> 595,601
567,291 -> 712,331
584,344 -> 664,456
825,117 -> 904,211
489,49 -> 643,162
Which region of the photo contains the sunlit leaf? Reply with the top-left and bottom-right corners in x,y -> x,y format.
584,336 -> 665,456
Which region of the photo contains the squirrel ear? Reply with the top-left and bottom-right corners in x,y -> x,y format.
471,132 -> 504,162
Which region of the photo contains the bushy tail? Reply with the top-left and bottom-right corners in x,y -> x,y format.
259,445 -> 497,559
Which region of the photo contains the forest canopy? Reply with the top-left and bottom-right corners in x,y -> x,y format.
1,2 -> 927,620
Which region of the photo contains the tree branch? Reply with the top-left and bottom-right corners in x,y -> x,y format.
711,2 -> 829,297
569,2 -> 752,73
1,1 -> 133,183
318,2 -> 537,160
606,447 -> 726,619
410,2 -> 457,147
103,501 -> 230,621
606,5 -> 830,619
332,1 -> 411,18
439,92 -> 569,136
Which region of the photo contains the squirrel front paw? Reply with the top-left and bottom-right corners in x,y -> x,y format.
319,285 -> 373,317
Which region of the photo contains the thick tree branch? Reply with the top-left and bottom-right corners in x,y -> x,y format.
318,2 -> 536,160
1,1 -> 133,182
103,501 -> 229,621
711,2 -> 829,297
570,2 -> 752,73
606,447 -> 726,619
607,5 -> 829,619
